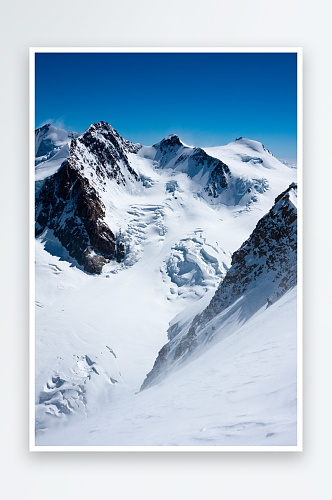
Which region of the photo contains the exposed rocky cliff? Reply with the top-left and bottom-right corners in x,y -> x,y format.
35,122 -> 141,273
201,182 -> 297,319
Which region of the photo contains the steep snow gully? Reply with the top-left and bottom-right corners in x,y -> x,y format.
34,122 -> 298,447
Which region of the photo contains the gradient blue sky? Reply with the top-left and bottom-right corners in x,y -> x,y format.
35,52 -> 297,159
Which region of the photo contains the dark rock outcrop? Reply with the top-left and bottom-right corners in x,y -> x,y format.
202,182 -> 297,319
75,121 -> 141,186
204,159 -> 230,198
35,122 -> 140,273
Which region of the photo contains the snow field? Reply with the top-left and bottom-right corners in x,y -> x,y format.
36,287 -> 297,446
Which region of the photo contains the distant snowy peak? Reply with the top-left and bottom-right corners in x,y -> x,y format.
154,133 -> 183,149
140,183 -> 298,391
147,133 -> 291,204
204,137 -> 293,173
35,123 -> 80,164
148,134 -> 231,198
233,137 -> 272,155
279,158 -> 297,169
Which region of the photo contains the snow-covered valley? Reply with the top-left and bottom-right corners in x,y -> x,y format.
33,122 -> 298,448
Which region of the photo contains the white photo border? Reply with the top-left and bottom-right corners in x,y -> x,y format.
29,46 -> 303,452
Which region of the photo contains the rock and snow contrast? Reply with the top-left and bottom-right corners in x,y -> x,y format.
34,122 -> 298,447
35,124 -> 81,194
141,183 -> 297,390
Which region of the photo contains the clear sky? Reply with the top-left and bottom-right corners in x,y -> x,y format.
35,52 -> 297,160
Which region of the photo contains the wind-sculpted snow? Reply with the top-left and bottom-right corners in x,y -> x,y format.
240,155 -> 263,164
36,351 -> 124,435
140,183 -> 297,391
162,230 -> 229,300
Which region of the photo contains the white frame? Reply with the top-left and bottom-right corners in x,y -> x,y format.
29,47 -> 303,452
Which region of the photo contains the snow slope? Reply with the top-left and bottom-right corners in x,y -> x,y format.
141,183 -> 297,391
34,123 -> 297,447
35,123 -> 81,181
36,286 -> 297,446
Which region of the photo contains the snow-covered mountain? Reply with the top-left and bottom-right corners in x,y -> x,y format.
35,122 -> 295,275
34,122 -> 298,447
145,134 -> 231,198
141,183 -> 297,391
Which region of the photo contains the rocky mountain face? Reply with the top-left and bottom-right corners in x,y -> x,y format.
35,123 -> 234,274
153,134 -> 184,166
140,182 -> 298,390
177,147 -> 230,198
151,135 -> 231,198
35,122 -> 141,273
201,182 -> 297,317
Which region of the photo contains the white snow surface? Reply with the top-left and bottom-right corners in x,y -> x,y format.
34,130 -> 297,447
36,286 -> 297,446
35,124 -> 81,181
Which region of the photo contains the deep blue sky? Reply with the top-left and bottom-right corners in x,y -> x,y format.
35,52 -> 297,159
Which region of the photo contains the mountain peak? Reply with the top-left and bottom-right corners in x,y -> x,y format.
81,121 -> 141,157
153,134 -> 183,149
232,137 -> 265,152
87,121 -> 115,132
231,137 -> 277,159
35,121 -> 141,274
35,123 -> 53,134
164,133 -> 181,141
